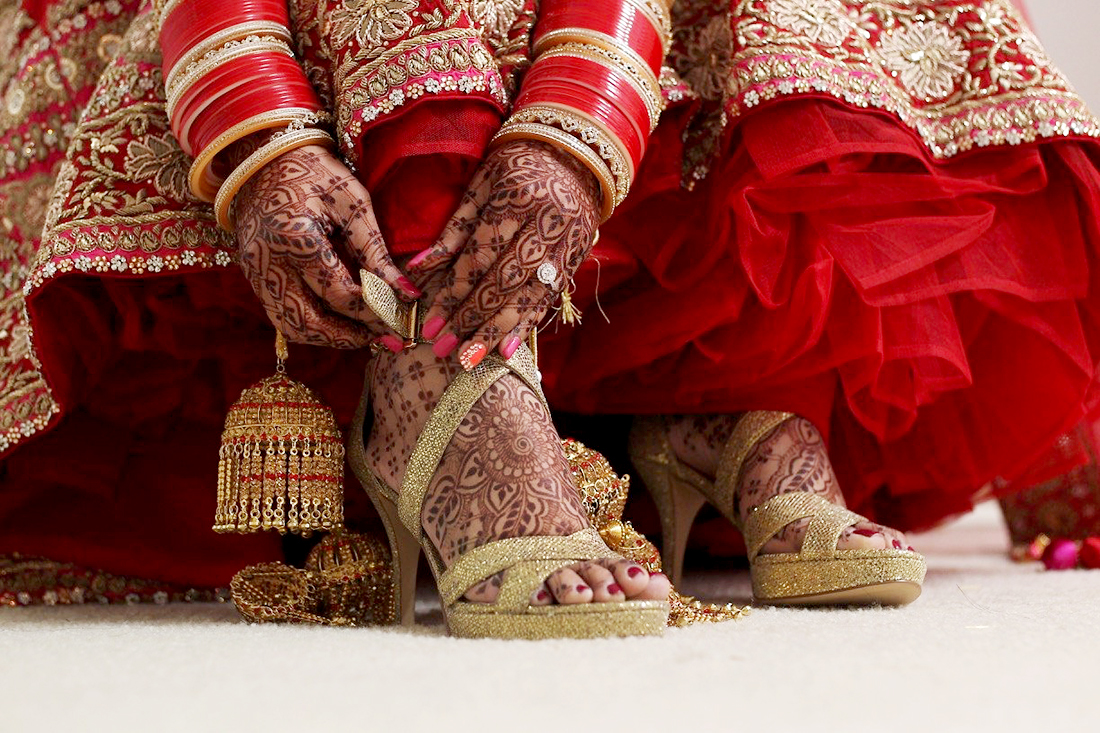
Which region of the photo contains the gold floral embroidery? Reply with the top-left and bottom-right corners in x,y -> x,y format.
470,0 -> 525,43
878,19 -> 969,100
333,0 -> 418,48
766,0 -> 855,47
123,134 -> 192,202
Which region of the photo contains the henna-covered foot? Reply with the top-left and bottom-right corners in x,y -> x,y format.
365,344 -> 670,605
664,415 -> 913,555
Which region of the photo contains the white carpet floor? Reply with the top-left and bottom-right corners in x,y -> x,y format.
2,502 -> 1097,733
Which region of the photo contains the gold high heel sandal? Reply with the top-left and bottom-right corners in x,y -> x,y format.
346,274 -> 669,639
629,411 -> 926,606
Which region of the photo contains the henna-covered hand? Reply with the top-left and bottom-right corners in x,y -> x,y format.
408,139 -> 601,368
234,145 -> 420,349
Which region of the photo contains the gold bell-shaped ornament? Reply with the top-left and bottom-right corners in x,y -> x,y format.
216,331 -> 345,535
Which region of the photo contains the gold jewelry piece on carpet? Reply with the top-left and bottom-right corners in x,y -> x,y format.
562,438 -> 749,626
216,330 -> 345,535
229,531 -> 394,626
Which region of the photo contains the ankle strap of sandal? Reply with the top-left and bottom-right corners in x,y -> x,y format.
397,350 -> 547,535
714,411 -> 794,521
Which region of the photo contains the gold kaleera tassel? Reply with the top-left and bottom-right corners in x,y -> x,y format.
216,330 -> 344,535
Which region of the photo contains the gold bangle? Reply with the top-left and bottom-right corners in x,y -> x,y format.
164,22 -> 292,94
536,43 -> 664,131
165,38 -> 295,120
188,107 -> 325,202
623,0 -> 673,54
215,128 -> 335,231
491,122 -> 617,221
506,104 -> 633,205
534,28 -> 663,87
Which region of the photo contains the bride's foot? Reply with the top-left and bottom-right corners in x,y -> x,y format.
664,414 -> 915,555
365,343 -> 671,605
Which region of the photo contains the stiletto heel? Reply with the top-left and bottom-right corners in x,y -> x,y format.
372,488 -> 421,627
629,420 -> 708,586
630,413 -> 926,606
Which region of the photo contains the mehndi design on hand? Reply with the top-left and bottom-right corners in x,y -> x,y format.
234,145 -> 419,349
408,140 -> 601,368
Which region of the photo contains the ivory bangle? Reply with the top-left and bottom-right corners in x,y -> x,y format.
187,107 -> 324,201
491,122 -> 617,221
165,37 -> 294,112
214,128 -> 335,231
164,21 -> 292,94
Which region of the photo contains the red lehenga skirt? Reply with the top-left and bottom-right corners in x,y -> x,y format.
3,0 -> 1100,592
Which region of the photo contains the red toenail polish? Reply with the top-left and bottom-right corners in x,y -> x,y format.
627,567 -> 643,578
853,528 -> 878,537
576,584 -> 588,593
892,539 -> 903,549
607,584 -> 622,595
536,590 -> 549,601
908,546 -> 916,552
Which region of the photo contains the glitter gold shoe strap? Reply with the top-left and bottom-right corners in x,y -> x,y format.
396,351 -> 548,534
438,528 -> 615,610
398,361 -> 510,532
741,492 -> 864,562
713,411 -> 794,519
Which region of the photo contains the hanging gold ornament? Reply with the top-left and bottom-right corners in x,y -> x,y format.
216,331 -> 345,535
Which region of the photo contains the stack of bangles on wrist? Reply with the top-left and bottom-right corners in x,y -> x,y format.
492,0 -> 672,221
159,0 -> 335,230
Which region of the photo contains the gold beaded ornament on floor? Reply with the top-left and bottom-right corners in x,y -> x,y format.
215,331 -> 345,535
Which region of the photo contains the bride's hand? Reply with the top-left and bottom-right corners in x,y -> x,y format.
234,145 -> 420,349
408,139 -> 601,367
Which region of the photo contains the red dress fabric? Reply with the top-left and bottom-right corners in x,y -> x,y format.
3,0 -> 1100,588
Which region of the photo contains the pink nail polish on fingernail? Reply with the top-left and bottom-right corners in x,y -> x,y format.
407,248 -> 431,268
422,316 -> 446,341
432,333 -> 459,359
500,336 -> 521,360
459,343 -> 487,371
397,276 -> 422,298
379,335 -> 404,353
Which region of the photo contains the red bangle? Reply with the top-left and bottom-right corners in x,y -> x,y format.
533,0 -> 663,74
189,81 -> 320,155
522,56 -> 650,144
172,55 -> 307,153
516,82 -> 644,168
160,0 -> 289,71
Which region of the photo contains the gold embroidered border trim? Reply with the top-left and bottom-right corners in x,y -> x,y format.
726,44 -> 1100,159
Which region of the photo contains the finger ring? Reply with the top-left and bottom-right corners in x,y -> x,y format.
536,262 -> 558,287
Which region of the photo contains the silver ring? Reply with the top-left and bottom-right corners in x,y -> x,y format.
536,262 -> 558,287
